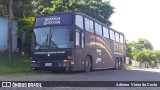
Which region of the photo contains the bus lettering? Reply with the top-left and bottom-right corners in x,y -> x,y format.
44,17 -> 60,25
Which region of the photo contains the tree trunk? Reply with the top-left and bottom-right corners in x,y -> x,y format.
8,0 -> 13,60
139,62 -> 142,68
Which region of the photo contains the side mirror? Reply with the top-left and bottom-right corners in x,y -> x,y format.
22,30 -> 33,54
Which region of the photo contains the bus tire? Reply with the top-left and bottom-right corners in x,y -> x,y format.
118,58 -> 122,70
115,58 -> 119,70
84,56 -> 92,72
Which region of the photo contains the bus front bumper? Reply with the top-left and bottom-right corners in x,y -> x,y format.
30,61 -> 73,71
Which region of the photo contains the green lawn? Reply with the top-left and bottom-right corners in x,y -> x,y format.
0,53 -> 40,77
0,53 -> 137,77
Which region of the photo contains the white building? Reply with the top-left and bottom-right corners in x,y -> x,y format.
0,16 -> 18,52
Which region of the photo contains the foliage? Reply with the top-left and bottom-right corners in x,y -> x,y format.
0,0 -> 9,16
16,17 -> 35,37
34,0 -> 114,26
16,17 -> 35,54
126,38 -> 160,67
153,50 -> 160,59
33,0 -> 52,15
153,50 -> 160,63
134,49 -> 154,63
13,0 -> 34,18
135,38 -> 153,50
126,38 -> 153,59
0,0 -> 34,18
126,41 -> 136,59
133,49 -> 157,67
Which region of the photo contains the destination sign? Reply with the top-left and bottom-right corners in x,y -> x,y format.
34,14 -> 74,27
43,16 -> 61,25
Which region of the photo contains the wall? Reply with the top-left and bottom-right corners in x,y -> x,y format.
0,16 -> 18,52
125,57 -> 130,65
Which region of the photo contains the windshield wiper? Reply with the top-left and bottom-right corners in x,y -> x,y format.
49,32 -> 58,49
38,33 -> 58,49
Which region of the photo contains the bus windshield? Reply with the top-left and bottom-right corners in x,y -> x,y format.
32,26 -> 72,50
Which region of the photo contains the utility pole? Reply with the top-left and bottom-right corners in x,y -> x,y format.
8,0 -> 13,60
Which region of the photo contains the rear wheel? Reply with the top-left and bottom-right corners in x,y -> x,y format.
114,58 -> 122,70
118,59 -> 122,70
84,56 -> 92,72
115,58 -> 119,70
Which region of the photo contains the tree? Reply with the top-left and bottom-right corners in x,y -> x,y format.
13,0 -> 34,18
126,38 -> 158,68
16,17 -> 35,54
0,0 -> 9,16
135,38 -> 153,50
153,50 -> 160,66
154,50 -> 160,61
127,38 -> 153,58
126,41 -> 136,59
35,0 -> 114,26
126,38 -> 155,67
16,17 -> 35,37
8,0 -> 13,60
0,0 -> 34,18
134,49 -> 155,67
33,0 -> 52,15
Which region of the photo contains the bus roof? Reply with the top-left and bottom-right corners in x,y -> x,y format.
35,12 -> 125,36
75,12 -> 125,36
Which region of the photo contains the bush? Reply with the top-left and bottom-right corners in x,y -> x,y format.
17,17 -> 35,37
17,17 -> 35,55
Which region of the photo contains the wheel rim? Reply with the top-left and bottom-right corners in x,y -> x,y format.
85,57 -> 91,72
119,60 -> 122,69
116,61 -> 119,69
86,60 -> 91,68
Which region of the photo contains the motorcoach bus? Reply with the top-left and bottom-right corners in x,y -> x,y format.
23,12 -> 126,72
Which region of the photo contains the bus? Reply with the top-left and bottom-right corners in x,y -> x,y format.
22,12 -> 126,72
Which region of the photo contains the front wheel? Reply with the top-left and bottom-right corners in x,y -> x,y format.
84,56 -> 92,72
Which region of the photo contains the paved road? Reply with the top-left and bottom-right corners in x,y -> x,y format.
1,68 -> 160,81
0,68 -> 160,90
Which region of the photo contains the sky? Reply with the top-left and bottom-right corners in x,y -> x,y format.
107,0 -> 160,50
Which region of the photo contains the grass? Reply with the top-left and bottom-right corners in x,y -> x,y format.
0,52 -> 139,77
0,53 -> 41,78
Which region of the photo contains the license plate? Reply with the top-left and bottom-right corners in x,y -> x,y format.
45,63 -> 52,66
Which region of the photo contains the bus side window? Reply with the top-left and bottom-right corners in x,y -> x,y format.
95,23 -> 102,36
103,26 -> 109,38
120,35 -> 124,43
75,15 -> 84,29
85,18 -> 94,33
115,32 -> 120,42
76,30 -> 80,49
110,30 -> 115,40
85,18 -> 89,31
81,32 -> 85,48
